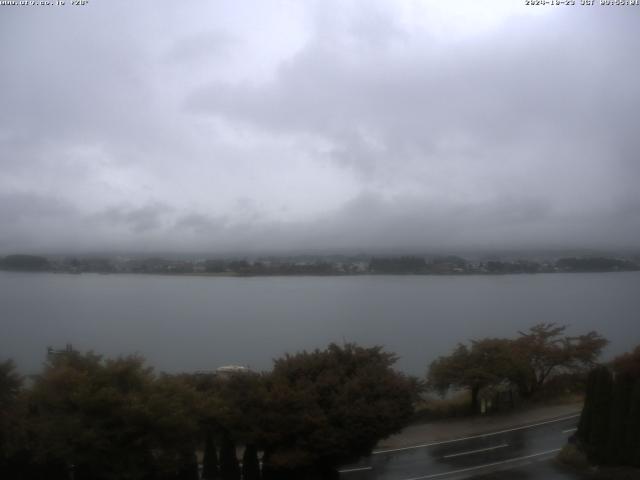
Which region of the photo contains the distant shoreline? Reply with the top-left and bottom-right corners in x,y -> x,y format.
2,269 -> 639,278
2,253 -> 638,277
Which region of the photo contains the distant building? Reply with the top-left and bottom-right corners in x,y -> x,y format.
47,343 -> 75,358
215,365 -> 251,378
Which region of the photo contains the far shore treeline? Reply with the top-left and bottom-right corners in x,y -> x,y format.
1,252 -> 639,276
2,324 -> 636,479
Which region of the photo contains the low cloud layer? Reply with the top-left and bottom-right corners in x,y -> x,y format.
1,1 -> 639,254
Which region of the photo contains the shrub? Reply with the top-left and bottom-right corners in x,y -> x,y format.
557,445 -> 589,470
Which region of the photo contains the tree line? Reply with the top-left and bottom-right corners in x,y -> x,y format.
2,253 -> 639,276
0,324 -> 621,478
0,343 -> 415,480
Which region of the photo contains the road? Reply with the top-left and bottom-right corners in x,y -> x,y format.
339,414 -> 586,480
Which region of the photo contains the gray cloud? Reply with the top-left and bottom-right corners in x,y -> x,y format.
174,213 -> 228,235
0,193 -> 76,222
164,30 -> 235,65
95,204 -> 170,234
0,1 -> 638,254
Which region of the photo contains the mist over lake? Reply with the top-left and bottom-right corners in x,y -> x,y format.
2,271 -> 639,376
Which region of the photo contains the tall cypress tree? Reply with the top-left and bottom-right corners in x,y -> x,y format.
177,449 -> 199,480
219,433 -> 240,480
242,444 -> 261,480
587,366 -> 613,464
578,347 -> 640,467
624,380 -> 640,467
260,450 -> 277,480
577,367 -> 597,442
202,432 -> 219,480
606,373 -> 634,464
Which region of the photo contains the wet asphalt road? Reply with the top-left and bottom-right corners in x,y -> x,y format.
339,415 -> 585,480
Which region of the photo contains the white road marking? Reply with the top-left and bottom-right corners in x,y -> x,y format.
372,413 -> 580,455
562,427 -> 577,434
442,443 -> 509,459
401,448 -> 562,480
338,466 -> 373,473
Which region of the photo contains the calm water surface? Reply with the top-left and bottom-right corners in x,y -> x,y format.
1,271 -> 639,375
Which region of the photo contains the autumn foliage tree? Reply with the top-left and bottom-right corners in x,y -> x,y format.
428,339 -> 517,413
513,323 -> 608,397
428,324 -> 608,412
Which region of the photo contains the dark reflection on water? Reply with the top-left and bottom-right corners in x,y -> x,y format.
1,271 -> 639,374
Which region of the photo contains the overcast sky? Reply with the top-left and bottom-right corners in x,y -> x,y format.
1,0 -> 639,254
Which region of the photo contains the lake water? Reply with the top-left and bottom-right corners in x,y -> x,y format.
1,271 -> 639,376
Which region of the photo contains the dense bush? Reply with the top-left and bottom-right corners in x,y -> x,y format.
259,344 -> 416,478
1,342 -> 416,480
557,444 -> 590,470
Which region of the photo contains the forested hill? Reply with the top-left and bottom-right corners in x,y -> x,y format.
1,253 -> 638,276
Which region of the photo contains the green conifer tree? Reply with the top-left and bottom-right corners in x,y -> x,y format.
606,373 -> 634,464
588,366 -> 613,463
177,449 -> 199,480
577,367 -> 597,442
624,380 -> 640,467
219,433 -> 240,480
202,432 -> 219,479
242,444 -> 261,480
